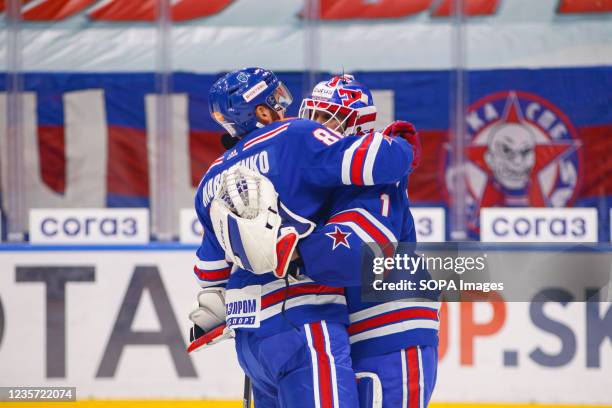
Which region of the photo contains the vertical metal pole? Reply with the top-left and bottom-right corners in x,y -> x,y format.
242,375 -> 252,408
303,0 -> 321,99
153,0 -> 174,241
449,0 -> 468,241
5,0 -> 26,242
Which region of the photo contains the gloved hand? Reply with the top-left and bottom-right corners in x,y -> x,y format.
187,288 -> 235,353
211,165 -> 315,280
274,227 -> 300,279
382,121 -> 421,170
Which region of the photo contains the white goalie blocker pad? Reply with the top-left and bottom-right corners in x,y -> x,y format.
188,287 -> 234,353
356,372 -> 383,408
210,165 -> 314,275
210,165 -> 282,273
189,288 -> 226,331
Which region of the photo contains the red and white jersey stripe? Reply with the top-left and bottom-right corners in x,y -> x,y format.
341,131 -> 385,186
259,277 -> 346,322
327,208 -> 397,259
243,123 -> 290,150
207,156 -> 225,172
348,301 -> 440,345
305,321 -> 340,408
402,347 -> 425,408
193,258 -> 232,287
326,207 -> 439,350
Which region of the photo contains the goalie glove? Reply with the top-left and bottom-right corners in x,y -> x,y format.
382,120 -> 421,170
187,288 -> 234,353
210,165 -> 314,278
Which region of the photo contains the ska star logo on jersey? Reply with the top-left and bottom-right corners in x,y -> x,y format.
444,91 -> 582,233
325,226 -> 352,250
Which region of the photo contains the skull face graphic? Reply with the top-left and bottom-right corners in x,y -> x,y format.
484,123 -> 536,190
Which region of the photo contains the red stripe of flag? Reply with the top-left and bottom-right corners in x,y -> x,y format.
350,133 -> 374,185
310,322 -> 334,408
407,347 -> 420,408
189,130 -> 225,187
261,284 -> 344,309
38,125 -> 66,194
23,0 -> 97,21
107,126 -> 149,196
348,308 -> 438,335
193,265 -> 231,281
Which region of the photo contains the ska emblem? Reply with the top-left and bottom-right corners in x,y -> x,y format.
326,226 -> 351,250
444,91 -> 582,233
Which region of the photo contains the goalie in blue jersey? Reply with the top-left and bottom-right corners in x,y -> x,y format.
188,67 -> 418,408
296,75 -> 440,408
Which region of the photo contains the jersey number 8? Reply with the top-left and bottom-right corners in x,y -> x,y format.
312,128 -> 342,146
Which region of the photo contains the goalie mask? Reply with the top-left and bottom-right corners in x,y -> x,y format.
299,74 -> 377,136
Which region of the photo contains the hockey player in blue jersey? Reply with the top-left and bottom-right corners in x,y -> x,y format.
295,76 -> 439,408
187,67 -> 418,408
225,74 -> 439,408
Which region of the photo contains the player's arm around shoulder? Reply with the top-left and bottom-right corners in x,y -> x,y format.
298,204 -> 399,288
286,118 -> 414,187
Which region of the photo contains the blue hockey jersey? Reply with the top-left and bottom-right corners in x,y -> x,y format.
194,118 -> 414,337
298,178 -> 440,359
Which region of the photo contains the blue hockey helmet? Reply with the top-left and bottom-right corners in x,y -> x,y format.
209,67 -> 293,138
299,74 -> 377,136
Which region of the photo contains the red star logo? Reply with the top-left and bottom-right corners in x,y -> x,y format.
466,93 -> 579,207
325,226 -> 351,250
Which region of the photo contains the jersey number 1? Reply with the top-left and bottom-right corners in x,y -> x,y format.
380,193 -> 390,217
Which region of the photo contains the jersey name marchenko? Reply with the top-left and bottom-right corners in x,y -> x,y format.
202,150 -> 270,207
